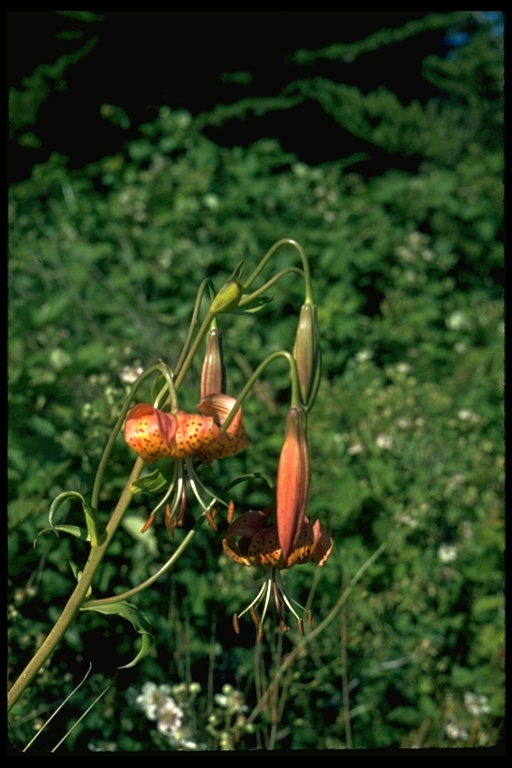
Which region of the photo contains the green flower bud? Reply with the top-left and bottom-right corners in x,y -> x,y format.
201,327 -> 227,398
210,261 -> 244,315
293,303 -> 321,410
209,279 -> 243,314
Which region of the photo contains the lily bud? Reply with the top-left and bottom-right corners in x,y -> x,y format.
293,303 -> 321,410
210,260 -> 244,315
209,278 -> 243,315
201,327 -> 227,398
276,406 -> 311,562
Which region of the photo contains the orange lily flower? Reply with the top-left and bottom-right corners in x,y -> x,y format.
124,395 -> 248,465
222,506 -> 333,638
223,507 -> 332,570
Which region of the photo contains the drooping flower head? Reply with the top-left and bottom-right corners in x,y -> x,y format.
124,394 -> 248,465
124,394 -> 248,535
223,507 -> 331,570
222,506 -> 333,638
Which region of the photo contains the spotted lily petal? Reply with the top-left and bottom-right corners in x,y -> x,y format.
196,394 -> 249,463
222,508 -> 332,570
172,411 -> 220,459
222,508 -> 274,566
285,519 -> 333,567
124,404 -> 177,463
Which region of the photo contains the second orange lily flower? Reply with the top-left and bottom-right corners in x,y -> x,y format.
124,394 -> 248,465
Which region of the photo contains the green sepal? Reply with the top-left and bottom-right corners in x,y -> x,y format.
81,600 -> 155,669
210,260 -> 245,314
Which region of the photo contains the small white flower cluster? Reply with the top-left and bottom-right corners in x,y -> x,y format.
375,433 -> 394,450
132,681 -> 200,750
464,691 -> 491,717
207,684 -> 253,750
437,543 -> 458,563
214,684 -> 248,715
445,722 -> 469,741
119,363 -> 144,385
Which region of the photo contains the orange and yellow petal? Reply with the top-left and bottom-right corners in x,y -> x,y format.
124,404 -> 177,463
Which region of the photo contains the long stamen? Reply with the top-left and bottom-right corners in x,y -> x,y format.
185,458 -> 223,510
275,570 -> 306,625
236,581 -> 268,622
169,464 -> 186,520
140,460 -> 180,532
273,573 -> 289,634
258,576 -> 274,632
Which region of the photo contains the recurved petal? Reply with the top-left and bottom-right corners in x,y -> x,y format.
311,519 -> 333,566
222,508 -> 272,567
197,394 -> 237,425
196,394 -> 249,463
224,508 -> 271,539
124,404 -> 177,463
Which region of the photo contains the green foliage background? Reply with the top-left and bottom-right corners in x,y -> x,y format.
8,11 -> 504,752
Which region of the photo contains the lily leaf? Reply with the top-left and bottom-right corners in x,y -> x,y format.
130,465 -> 173,494
81,600 -> 155,669
48,490 -> 103,546
34,524 -> 90,547
69,560 -> 92,599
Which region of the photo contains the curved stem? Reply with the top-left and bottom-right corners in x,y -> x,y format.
83,527 -> 198,608
219,350 -> 300,435
8,457 -> 144,712
242,239 -> 314,304
174,311 -> 214,392
174,279 -> 215,376
239,267 -> 304,307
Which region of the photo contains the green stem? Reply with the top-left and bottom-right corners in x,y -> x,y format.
220,350 -> 300,435
174,311 -> 214,392
242,239 -> 314,305
174,279 -> 214,377
8,457 -> 144,713
239,267 -> 304,307
83,527 -> 198,608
